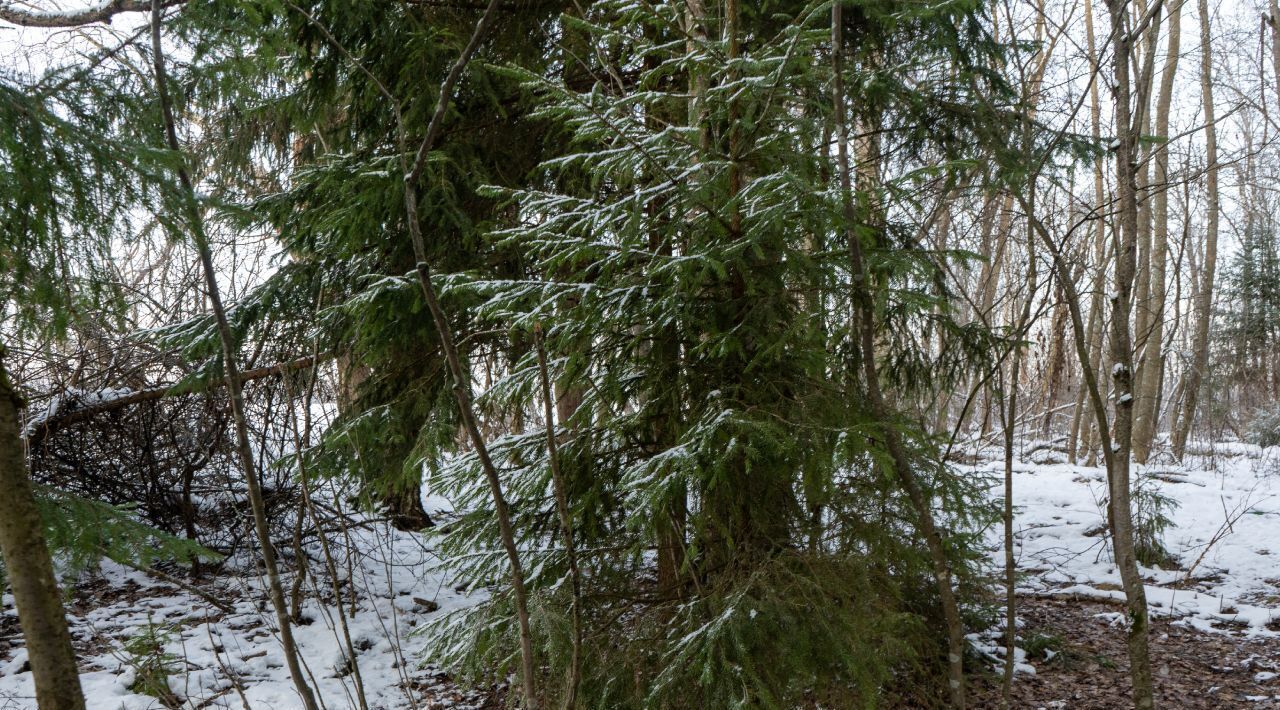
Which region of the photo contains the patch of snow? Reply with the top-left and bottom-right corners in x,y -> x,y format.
0,517 -> 484,709
971,444 -> 1280,645
0,650 -> 28,678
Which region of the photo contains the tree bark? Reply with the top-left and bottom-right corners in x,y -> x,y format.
150,5 -> 319,708
1131,0 -> 1161,386
1040,274 -> 1071,437
1173,0 -> 1219,460
0,353 -> 85,710
335,351 -> 432,531
0,0 -> 185,27
1070,0 -> 1110,467
1000,242 -> 1038,708
1101,0 -> 1157,703
1133,0 -> 1181,462
1270,0 -> 1280,106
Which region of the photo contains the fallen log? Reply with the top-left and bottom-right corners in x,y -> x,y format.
23,354 -> 325,446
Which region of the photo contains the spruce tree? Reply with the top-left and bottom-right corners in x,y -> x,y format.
159,0 -> 566,531
417,1 -> 1014,705
0,1 -> 1024,706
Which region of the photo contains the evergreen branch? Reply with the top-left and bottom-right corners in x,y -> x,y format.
405,0 -> 504,184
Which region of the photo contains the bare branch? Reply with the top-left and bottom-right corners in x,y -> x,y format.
24,355 -> 325,446
0,0 -> 184,28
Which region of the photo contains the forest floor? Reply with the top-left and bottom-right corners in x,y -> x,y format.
971,595 -> 1280,707
0,520 -> 491,709
1,438 -> 1279,708
966,437 -> 1280,708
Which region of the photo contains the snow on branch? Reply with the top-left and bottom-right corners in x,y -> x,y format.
22,354 -> 324,444
0,0 -> 184,28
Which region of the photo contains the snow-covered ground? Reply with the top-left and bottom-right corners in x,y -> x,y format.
968,438 -> 1280,659
4,439 -> 1280,708
1,522 -> 484,709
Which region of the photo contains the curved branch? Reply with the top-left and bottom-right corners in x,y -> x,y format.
0,0 -> 183,27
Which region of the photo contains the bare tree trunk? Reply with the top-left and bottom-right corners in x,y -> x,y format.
149,5 -> 319,708
645,0 -> 699,596
972,15 -> 1059,441
1102,0 -> 1157,703
1269,0 -> 1280,103
0,354 -> 85,710
1012,5 -> 1153,700
979,195 -> 1017,325
533,327 -> 583,707
1000,243 -> 1038,708
955,194 -> 1002,437
1075,277 -> 1105,465
1173,0 -> 1219,460
1134,0 -> 1181,462
1069,221 -> 1109,465
396,1 -> 539,704
1040,273 -> 1070,437
1024,200 -> 1158,709
833,7 -> 965,706
974,195 -> 1017,437
1131,0 -> 1160,385
1078,0 -> 1111,470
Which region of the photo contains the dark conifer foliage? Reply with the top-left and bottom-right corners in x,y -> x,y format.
0,0 -> 1036,707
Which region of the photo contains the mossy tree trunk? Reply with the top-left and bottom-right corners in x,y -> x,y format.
1102,0 -> 1156,702
0,353 -> 85,710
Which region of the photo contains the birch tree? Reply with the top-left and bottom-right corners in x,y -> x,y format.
1174,0 -> 1220,459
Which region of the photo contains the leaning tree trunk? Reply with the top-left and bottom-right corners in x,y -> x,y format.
149,5 -> 319,708
286,0 -> 535,703
1173,0 -> 1219,460
833,6 -> 966,706
0,354 -> 86,710
394,0 -> 539,703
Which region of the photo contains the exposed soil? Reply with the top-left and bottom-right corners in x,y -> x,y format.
972,596 -> 1280,708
